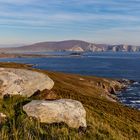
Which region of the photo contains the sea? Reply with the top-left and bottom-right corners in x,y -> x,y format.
0,52 -> 140,110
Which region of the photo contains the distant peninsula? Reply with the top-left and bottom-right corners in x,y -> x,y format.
0,40 -> 140,53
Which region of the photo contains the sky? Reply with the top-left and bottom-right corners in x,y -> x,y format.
0,0 -> 140,46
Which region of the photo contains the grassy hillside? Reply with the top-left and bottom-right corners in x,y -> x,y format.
0,62 -> 140,140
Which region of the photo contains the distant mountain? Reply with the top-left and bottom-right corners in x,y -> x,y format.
0,40 -> 140,53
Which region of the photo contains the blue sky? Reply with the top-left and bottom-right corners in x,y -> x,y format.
0,0 -> 140,45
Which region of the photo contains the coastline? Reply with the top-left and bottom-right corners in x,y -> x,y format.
0,53 -> 82,58
0,62 -> 140,139
0,62 -> 135,103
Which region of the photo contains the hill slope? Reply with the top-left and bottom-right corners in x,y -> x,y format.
0,62 -> 140,140
0,40 -> 140,53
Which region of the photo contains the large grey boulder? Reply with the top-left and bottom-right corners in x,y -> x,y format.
0,68 -> 54,97
23,99 -> 87,129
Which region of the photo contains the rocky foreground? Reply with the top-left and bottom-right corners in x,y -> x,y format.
0,65 -> 132,128
0,63 -> 139,140
0,67 -> 87,129
23,99 -> 87,129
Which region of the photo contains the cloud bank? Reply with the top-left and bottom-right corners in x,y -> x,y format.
0,0 -> 140,44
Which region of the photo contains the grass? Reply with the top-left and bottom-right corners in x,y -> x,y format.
0,62 -> 140,140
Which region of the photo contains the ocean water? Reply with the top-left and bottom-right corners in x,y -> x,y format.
0,52 -> 140,110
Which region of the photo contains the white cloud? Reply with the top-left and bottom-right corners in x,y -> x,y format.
0,0 -> 140,44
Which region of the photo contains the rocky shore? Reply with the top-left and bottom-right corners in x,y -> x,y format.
0,62 -> 139,140
0,63 -> 134,101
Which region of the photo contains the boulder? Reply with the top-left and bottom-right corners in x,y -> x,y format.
23,99 -> 87,129
0,68 -> 54,97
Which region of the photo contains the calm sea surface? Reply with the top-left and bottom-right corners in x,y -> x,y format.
0,52 -> 140,110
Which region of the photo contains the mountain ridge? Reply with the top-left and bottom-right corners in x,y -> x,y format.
0,40 -> 140,53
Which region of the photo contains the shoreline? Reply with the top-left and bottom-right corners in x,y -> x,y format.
0,62 -> 139,110
0,53 -> 82,58
0,52 -> 140,59
0,62 -> 135,103
0,62 -> 140,139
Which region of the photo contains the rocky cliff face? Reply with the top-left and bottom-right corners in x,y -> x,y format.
108,45 -> 140,52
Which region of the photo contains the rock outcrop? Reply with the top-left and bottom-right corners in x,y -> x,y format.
23,99 -> 87,129
117,79 -> 135,87
0,68 -> 54,97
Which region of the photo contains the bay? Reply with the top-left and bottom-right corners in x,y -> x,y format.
0,52 -> 140,109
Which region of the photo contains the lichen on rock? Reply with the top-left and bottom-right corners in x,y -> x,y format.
23,99 -> 87,129
0,68 -> 54,97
